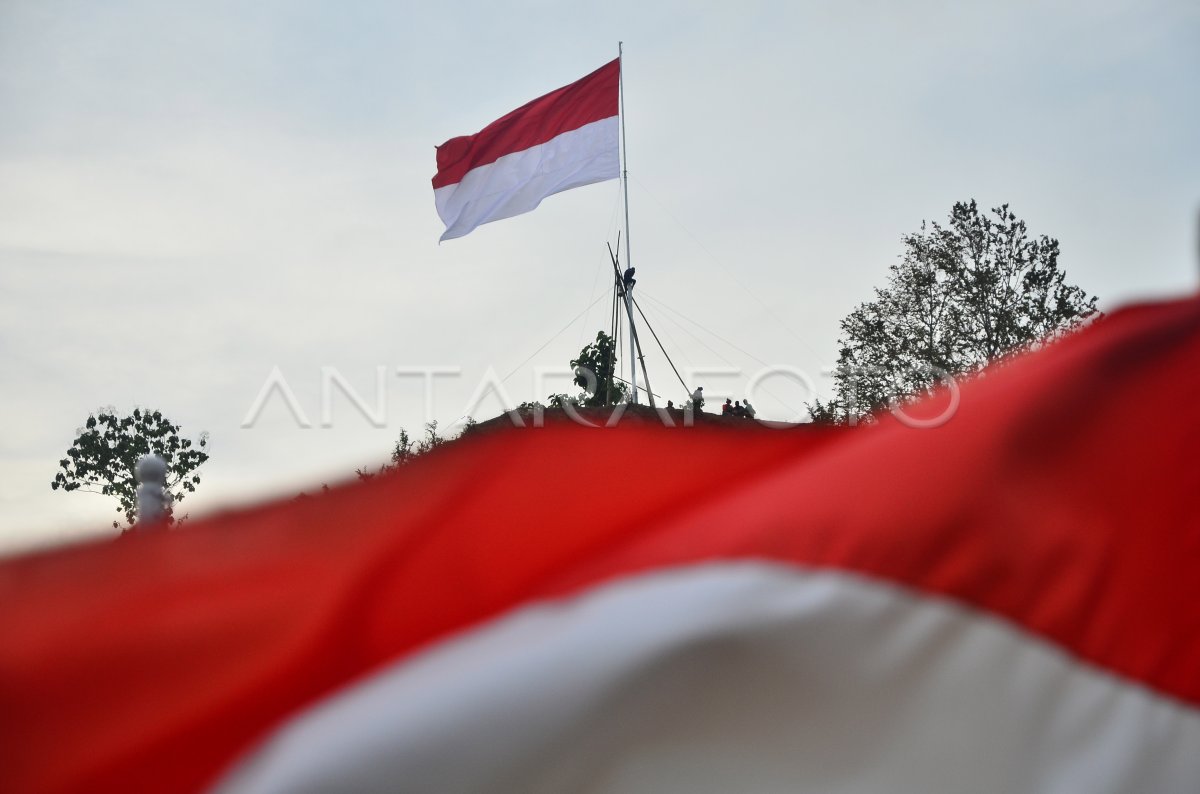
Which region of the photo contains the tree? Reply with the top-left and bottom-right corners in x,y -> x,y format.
810,201 -> 1099,423
51,408 -> 209,528
571,331 -> 627,407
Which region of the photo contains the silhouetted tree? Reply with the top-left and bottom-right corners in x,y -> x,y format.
357,422 -> 451,481
810,201 -> 1099,423
572,331 -> 627,407
416,421 -> 446,454
51,408 -> 209,528
391,428 -> 417,465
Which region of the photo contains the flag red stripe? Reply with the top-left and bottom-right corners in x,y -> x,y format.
431,58 -> 619,190
1,298 -> 1198,793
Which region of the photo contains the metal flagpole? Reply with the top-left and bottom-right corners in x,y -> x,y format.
608,240 -> 655,408
628,302 -> 656,408
606,234 -> 621,408
618,41 -> 640,404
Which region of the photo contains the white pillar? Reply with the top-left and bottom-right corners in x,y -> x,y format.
135,454 -> 169,526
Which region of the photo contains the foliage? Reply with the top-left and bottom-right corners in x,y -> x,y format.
571,331 -> 627,407
810,201 -> 1099,423
416,420 -> 447,454
51,408 -> 209,528
391,427 -> 417,466
355,331 -> 629,483
356,421 -> 449,480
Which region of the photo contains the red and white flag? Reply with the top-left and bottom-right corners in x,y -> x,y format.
432,59 -> 620,241
2,298 -> 1200,793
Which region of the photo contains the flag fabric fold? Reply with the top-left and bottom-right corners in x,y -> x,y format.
432,59 -> 620,241
2,297 -> 1200,793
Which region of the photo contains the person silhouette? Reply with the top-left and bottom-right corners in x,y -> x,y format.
622,266 -> 636,291
722,398 -> 733,416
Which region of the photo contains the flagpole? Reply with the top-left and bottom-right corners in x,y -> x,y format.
618,41 -> 640,405
619,42 -> 632,283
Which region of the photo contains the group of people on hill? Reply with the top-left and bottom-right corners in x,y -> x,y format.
662,388 -> 756,420
720,398 -> 756,419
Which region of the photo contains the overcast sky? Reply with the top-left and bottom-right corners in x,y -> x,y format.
2,0 -> 1197,553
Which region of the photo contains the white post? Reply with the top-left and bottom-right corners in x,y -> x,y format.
135,454 -> 169,526
618,42 -> 638,404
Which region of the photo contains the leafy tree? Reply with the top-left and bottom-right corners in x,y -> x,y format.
571,331 -> 627,407
810,201 -> 1099,423
51,408 -> 209,528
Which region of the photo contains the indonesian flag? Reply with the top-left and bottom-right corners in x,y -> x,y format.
432,59 -> 620,241
3,298 -> 1200,793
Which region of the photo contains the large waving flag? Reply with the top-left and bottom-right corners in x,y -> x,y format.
432,59 -> 620,241
2,298 -> 1200,793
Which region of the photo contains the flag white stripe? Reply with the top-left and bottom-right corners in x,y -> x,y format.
435,116 -> 619,241
213,562 -> 1200,794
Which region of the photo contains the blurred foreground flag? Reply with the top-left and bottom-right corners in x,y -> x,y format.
2,298 -> 1200,793
432,59 -> 620,241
